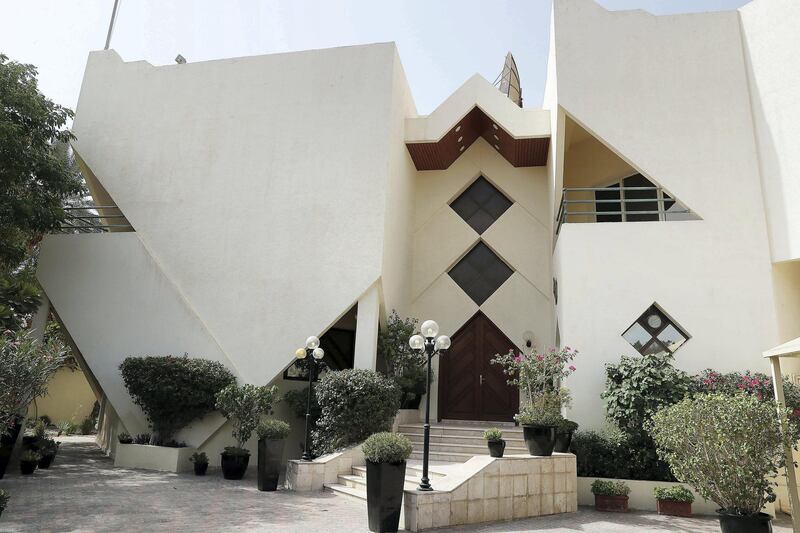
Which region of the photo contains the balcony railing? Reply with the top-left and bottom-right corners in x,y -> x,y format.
56,205 -> 134,233
556,186 -> 692,235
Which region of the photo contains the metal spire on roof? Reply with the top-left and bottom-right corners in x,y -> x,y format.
493,52 -> 523,108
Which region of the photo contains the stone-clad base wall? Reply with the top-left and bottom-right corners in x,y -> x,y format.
404,454 -> 577,531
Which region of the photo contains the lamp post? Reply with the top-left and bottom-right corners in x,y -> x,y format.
295,335 -> 325,461
409,319 -> 451,491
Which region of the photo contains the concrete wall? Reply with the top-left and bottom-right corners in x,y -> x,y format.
739,0 -> 800,263
551,0 -> 780,428
34,367 -> 97,424
410,137 -> 553,420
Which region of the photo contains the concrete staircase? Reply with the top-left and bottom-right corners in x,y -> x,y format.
323,424 -> 526,502
399,423 -> 527,462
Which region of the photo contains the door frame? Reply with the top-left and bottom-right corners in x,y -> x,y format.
437,311 -> 519,422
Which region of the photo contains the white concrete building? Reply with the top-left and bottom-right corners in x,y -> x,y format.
37,0 -> 800,458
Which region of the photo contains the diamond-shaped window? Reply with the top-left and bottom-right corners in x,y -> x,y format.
450,176 -> 512,234
448,241 -> 513,305
622,304 -> 690,356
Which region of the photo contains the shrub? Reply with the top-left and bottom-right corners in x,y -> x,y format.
56,421 -> 76,436
601,353 -> 690,481
117,432 -> 132,444
120,355 -> 235,442
20,450 -> 39,462
649,393 -> 790,515
190,452 -> 208,464
378,311 -> 428,403
591,479 -> 630,496
555,418 -> 579,435
515,403 -> 564,426
283,387 -> 320,420
571,429 -> 631,479
222,446 -> 250,457
256,419 -> 291,441
79,416 -> 95,435
654,485 -> 694,503
215,383 -> 278,450
0,489 -> 9,511
133,433 -> 151,445
0,329 -> 67,434
362,432 -> 412,463
483,428 -> 503,441
312,369 -> 401,455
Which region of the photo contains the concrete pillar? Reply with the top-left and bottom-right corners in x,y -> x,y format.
29,292 -> 50,341
353,283 -> 380,370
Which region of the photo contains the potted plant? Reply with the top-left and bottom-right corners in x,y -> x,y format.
0,489 -> 8,519
215,383 -> 278,480
19,450 -> 40,475
483,428 -> 506,458
492,345 -> 578,457
650,393 -> 791,533
591,479 -> 630,512
256,419 -> 291,491
0,415 -> 24,480
117,432 -> 133,444
190,452 -> 209,476
654,486 -> 694,517
554,418 -> 578,453
362,432 -> 413,533
37,439 -> 59,469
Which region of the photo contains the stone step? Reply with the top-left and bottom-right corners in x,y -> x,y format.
405,440 -> 528,456
338,473 -> 419,491
401,432 -> 527,446
398,424 -> 523,439
409,450 -> 477,463
323,482 -> 367,502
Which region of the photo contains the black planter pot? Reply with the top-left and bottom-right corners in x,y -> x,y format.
20,460 -> 37,475
0,418 -> 23,480
487,439 -> 506,458
258,438 -> 286,491
553,430 -> 574,453
522,425 -> 556,456
366,459 -> 406,533
193,462 -> 208,476
21,436 -> 38,451
718,512 -> 773,533
38,453 -> 55,469
221,452 -> 250,480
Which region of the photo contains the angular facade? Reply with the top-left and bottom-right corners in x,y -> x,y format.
37,0 -> 800,457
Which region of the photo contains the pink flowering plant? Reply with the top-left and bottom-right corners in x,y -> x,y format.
0,328 -> 67,436
491,345 -> 578,425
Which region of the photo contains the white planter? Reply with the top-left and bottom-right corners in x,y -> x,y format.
577,477 -> 776,516
114,443 -> 196,473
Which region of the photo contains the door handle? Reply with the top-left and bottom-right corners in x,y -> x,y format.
479,374 -> 485,386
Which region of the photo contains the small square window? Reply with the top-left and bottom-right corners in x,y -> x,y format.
622,304 -> 689,356
450,176 -> 512,234
448,241 -> 513,305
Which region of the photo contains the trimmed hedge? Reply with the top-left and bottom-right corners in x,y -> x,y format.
362,432 -> 412,463
120,355 -> 235,442
312,369 -> 401,455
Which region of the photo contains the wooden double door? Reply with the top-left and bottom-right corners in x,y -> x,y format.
438,312 -> 519,422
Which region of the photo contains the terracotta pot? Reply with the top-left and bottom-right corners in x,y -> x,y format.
657,499 -> 692,517
594,494 -> 629,512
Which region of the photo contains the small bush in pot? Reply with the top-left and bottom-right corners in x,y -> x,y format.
19,450 -> 39,475
0,489 -> 9,519
483,428 -> 505,458
654,486 -> 694,517
649,393 -> 791,533
37,439 -> 58,468
256,419 -> 291,491
591,479 -> 630,512
362,432 -> 413,533
132,433 -> 151,445
117,432 -> 133,444
190,452 -> 209,476
515,401 -> 563,456
215,383 -> 278,480
554,418 -> 578,453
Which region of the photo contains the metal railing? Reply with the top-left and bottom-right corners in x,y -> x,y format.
56,205 -> 134,233
556,186 -> 691,235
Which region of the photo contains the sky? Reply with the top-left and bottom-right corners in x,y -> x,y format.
1,0 -> 752,115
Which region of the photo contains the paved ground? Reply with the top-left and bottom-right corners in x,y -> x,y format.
0,437 -> 793,532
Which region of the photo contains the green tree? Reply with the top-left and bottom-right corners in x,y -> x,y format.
0,53 -> 83,271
